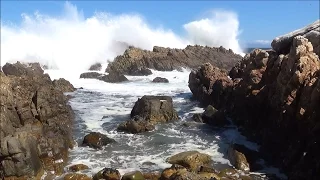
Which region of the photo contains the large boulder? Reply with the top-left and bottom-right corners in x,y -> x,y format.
121,171 -> 145,180
188,23 -> 320,179
271,19 -> 320,56
106,45 -> 242,75
227,146 -> 250,172
130,96 -> 179,124
0,62 -> 74,179
82,132 -> 116,149
166,151 -> 212,172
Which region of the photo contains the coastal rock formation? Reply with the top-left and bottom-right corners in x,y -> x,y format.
130,95 -> 179,124
121,171 -> 145,180
93,168 -> 120,180
53,78 -> 76,92
82,132 -> 116,149
189,25 -> 320,179
152,77 -> 169,83
271,19 -> 320,56
0,62 -> 75,179
80,72 -> 128,83
117,116 -> 155,134
106,45 -> 243,75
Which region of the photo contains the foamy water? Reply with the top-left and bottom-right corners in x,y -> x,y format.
44,69 -> 286,179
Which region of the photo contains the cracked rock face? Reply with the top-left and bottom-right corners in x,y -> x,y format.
189,32 -> 320,179
1,62 -> 75,179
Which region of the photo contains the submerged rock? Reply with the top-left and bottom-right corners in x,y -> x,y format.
121,171 -> 145,180
117,116 -> 155,134
68,164 -> 89,172
166,151 -> 212,172
130,95 -> 179,124
93,168 -> 120,180
82,132 -> 116,149
152,77 -> 169,83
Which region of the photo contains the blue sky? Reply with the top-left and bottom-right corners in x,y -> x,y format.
1,0 -> 319,47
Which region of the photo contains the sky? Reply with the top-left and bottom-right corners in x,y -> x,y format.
0,1 -> 319,70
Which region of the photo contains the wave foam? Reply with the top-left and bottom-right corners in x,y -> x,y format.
1,2 -> 243,72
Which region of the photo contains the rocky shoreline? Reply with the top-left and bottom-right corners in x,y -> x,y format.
1,20 -> 319,180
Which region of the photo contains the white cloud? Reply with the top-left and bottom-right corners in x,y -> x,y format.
1,2 -> 243,72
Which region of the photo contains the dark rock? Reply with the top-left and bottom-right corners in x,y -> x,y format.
152,77 -> 169,83
127,66 -> 152,76
192,113 -> 203,123
99,72 -> 128,83
82,132 -> 116,149
2,61 -> 44,77
68,164 -> 89,172
130,95 -> 179,124
117,116 -> 155,134
52,78 -> 75,92
80,72 -> 128,83
80,72 -> 103,79
106,45 -> 242,75
121,171 -> 145,180
201,105 -> 229,126
93,168 -> 120,180
89,63 -> 102,71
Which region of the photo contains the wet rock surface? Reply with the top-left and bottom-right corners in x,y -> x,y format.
0,62 -> 75,179
189,22 -> 320,179
106,45 -> 242,75
82,132 -> 116,149
152,77 -> 169,83
80,72 -> 128,83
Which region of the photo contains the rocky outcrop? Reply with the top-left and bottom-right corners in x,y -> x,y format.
0,62 -> 75,179
53,78 -> 75,92
106,45 -> 243,75
189,33 -> 320,179
271,20 -> 320,56
89,63 -> 102,71
130,96 -> 179,124
166,151 -> 212,172
80,72 -> 128,83
152,77 -> 169,83
121,171 -> 145,180
127,66 -> 152,76
82,132 -> 116,149
227,146 -> 250,172
68,164 -> 89,172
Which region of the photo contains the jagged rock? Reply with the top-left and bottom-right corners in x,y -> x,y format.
117,116 -> 155,134
152,77 -> 169,83
93,168 -> 120,180
227,146 -> 250,172
188,63 -> 233,108
130,96 -> 179,124
53,78 -> 75,92
106,45 -> 242,75
68,164 -> 89,172
192,113 -> 203,123
166,151 -> 212,172
82,132 -> 116,149
160,164 -> 188,180
121,171 -> 145,180
126,65 -> 152,76
271,19 -> 320,56
89,63 -> 102,71
0,62 -> 74,179
189,23 -> 320,179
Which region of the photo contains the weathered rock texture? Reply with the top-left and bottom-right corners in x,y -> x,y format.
106,45 -> 243,75
80,72 -> 128,83
272,19 -> 320,56
189,33 -> 320,179
0,62 -> 75,179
